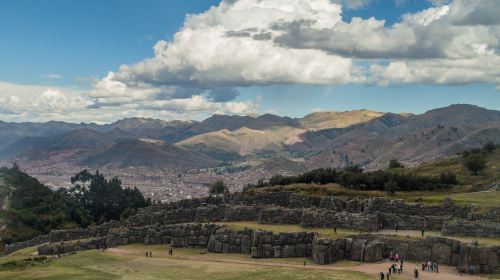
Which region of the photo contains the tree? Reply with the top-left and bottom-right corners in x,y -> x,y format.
462,154 -> 486,176
71,170 -> 150,222
389,159 -> 404,169
210,179 -> 228,196
484,141 -> 496,153
384,180 -> 400,194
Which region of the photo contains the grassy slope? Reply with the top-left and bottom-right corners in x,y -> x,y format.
403,148 -> 500,187
253,148 -> 500,207
0,245 -> 371,280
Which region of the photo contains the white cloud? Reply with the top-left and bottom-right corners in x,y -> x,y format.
99,0 -> 499,91
224,100 -> 258,115
3,0 -> 500,123
42,73 -> 63,79
104,0 -> 352,91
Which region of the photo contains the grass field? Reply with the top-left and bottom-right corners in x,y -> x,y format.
0,245 -> 372,280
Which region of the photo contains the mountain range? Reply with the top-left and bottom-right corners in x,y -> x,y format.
1,104 -> 499,170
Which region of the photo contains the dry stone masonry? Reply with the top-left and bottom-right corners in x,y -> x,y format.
2,191 -> 499,275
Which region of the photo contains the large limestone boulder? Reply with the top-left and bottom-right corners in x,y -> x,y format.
363,241 -> 383,262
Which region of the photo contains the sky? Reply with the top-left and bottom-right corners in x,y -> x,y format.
0,0 -> 499,123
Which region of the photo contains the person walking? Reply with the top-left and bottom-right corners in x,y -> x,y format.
146,252 -> 148,258
334,226 -> 337,235
421,228 -> 425,237
149,251 -> 152,258
414,267 -> 419,279
380,272 -> 385,280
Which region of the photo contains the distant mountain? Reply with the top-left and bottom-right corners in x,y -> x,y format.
300,109 -> 384,130
0,128 -> 114,159
177,126 -> 297,155
300,104 -> 500,169
199,114 -> 300,131
1,104 -> 499,170
83,139 -> 217,168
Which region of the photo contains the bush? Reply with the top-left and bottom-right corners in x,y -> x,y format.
462,154 -> 486,175
389,159 -> 404,169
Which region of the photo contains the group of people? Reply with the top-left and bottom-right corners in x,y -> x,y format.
145,251 -> 152,257
380,252 -> 404,279
421,260 -> 439,273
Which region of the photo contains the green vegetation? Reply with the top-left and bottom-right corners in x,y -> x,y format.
404,143 -> 500,187
70,170 -> 150,223
389,159 -> 404,169
460,142 -> 496,176
0,245 -> 372,280
209,179 -> 229,195
0,165 -> 84,243
245,165 -> 457,194
463,154 -> 487,176
0,167 -> 149,245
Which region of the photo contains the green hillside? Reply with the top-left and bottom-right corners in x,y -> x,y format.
0,166 -> 82,244
402,146 -> 500,187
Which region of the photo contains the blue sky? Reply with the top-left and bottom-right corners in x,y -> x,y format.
0,0 -> 498,122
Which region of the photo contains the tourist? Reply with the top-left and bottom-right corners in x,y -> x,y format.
400,258 -> 404,266
435,262 -> 439,273
149,251 -> 152,257
146,252 -> 148,258
428,261 -> 432,272
395,223 -> 399,232
414,267 -> 419,279
334,227 -> 337,235
303,261 -> 306,267
421,228 -> 425,237
395,253 -> 399,263
380,272 -> 385,280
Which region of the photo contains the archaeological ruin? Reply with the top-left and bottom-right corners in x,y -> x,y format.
3,192 -> 500,274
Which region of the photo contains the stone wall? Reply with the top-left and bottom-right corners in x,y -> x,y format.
207,227 -> 316,258
312,237 -> 385,264
378,212 -> 449,231
442,220 -> 500,238
312,235 -> 461,266
468,207 -> 500,223
38,238 -> 107,255
458,243 -> 500,274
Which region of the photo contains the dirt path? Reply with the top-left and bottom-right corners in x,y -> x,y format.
107,247 -> 487,280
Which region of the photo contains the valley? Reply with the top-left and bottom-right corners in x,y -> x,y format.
1,104 -> 499,202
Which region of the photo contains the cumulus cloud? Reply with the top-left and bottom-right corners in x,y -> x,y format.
94,0 -> 499,94
3,0 -> 499,123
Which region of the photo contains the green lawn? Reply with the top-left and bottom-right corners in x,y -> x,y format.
0,245 -> 372,280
